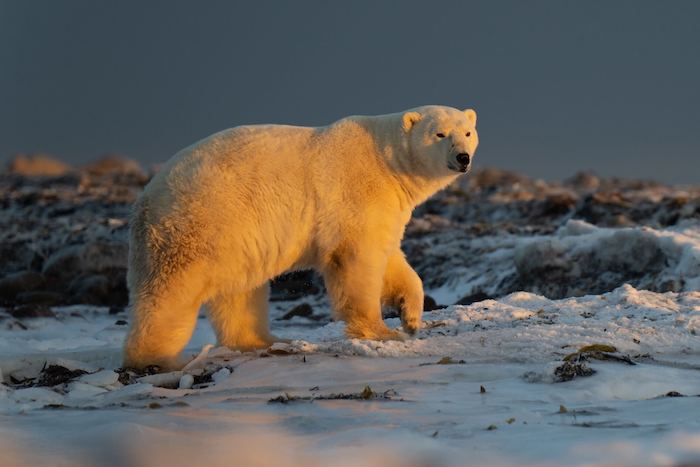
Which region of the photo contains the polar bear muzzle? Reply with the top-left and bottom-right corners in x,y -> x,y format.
455,153 -> 471,172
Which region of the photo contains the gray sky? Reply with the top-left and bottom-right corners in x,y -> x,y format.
1,0 -> 699,183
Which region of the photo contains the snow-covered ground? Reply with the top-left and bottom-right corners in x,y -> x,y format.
1,284 -> 699,466
1,166 -> 699,466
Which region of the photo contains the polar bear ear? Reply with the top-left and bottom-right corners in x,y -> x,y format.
464,109 -> 477,125
402,112 -> 422,132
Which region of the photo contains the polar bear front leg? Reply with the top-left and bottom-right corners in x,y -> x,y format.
206,284 -> 281,351
123,284 -> 203,371
322,244 -> 404,341
382,250 -> 424,334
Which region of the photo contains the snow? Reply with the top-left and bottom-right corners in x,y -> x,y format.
1,284 -> 698,466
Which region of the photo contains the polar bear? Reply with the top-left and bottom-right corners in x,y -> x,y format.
123,105 -> 479,370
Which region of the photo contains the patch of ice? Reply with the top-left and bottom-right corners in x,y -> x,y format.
92,382 -> 154,406
211,367 -> 231,383
10,387 -> 64,408
78,369 -> 119,387
138,371 -> 183,388
66,382 -> 108,399
178,374 -> 194,390
556,218 -> 598,236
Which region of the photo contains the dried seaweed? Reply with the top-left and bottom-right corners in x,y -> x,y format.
554,361 -> 596,382
268,385 -> 401,403
419,356 -> 466,366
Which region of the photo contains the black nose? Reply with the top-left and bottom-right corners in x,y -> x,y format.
456,153 -> 470,166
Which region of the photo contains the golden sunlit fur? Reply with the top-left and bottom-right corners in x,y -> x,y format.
123,105 -> 479,370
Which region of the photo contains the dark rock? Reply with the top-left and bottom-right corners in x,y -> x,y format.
279,303 -> 314,320
8,304 -> 56,319
455,292 -> 492,306
0,244 -> 40,278
573,192 -> 632,226
41,243 -> 128,306
43,242 -> 128,281
48,204 -> 76,217
115,319 -> 128,325
270,270 -> 320,301
109,306 -> 125,315
15,290 -> 65,306
538,192 -> 577,217
466,168 -> 533,192
0,271 -> 45,303
38,173 -> 84,188
423,295 -> 445,311
659,279 -> 682,293
69,273 -> 128,306
514,231 -> 666,299
382,307 -> 399,319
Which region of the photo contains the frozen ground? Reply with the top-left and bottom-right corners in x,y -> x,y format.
1,160 -> 699,466
1,285 -> 699,466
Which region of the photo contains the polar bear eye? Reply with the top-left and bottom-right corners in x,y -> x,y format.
466,132 -> 471,137
436,133 -> 445,138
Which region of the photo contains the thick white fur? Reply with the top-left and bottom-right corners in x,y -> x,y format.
123,105 -> 479,370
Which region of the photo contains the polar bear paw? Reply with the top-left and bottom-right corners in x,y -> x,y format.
401,316 -> 421,335
346,322 -> 406,342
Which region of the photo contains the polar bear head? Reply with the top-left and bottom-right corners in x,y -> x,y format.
401,105 -> 479,177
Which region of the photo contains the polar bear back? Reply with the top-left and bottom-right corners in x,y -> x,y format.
137,119 -> 398,283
